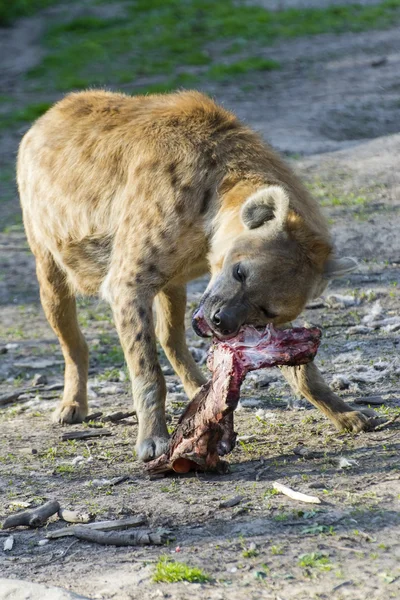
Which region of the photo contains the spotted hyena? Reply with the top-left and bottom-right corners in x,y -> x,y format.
17,90 -> 377,461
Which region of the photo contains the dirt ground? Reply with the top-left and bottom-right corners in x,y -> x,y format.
0,2 -> 400,599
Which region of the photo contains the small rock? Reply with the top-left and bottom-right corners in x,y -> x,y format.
32,373 -> 48,386
371,56 -> 387,67
338,457 -> 358,469
373,361 -> 389,371
255,373 -> 278,388
219,495 -> 243,508
383,322 -> 400,333
71,455 -> 85,465
5,343 -> 19,350
333,351 -> 362,364
326,294 -> 357,308
162,365 -> 174,376
331,375 -> 350,390
255,409 -> 277,421
189,347 -> 207,364
0,346 -> 7,355
346,326 -> 371,335
38,538 -> 49,546
3,535 -> 14,551
354,395 -> 385,406
98,384 -> 122,395
293,446 -> 321,459
362,303 -> 384,326
306,299 -> 326,309
240,398 -> 263,408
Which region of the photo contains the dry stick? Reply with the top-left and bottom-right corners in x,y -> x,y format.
36,540 -> 80,567
0,387 -> 40,407
373,414 -> 400,432
61,429 -> 112,441
46,515 -> 147,539
273,482 -> 321,504
71,527 -> 170,546
2,500 -> 60,529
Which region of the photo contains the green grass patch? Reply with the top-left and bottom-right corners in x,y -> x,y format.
153,555 -> 211,584
0,0 -> 58,26
26,0 -> 400,92
298,552 -> 332,571
0,101 -> 52,129
209,57 -> 280,80
306,178 -> 371,208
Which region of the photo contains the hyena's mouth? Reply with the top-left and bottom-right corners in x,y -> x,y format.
192,304 -> 213,338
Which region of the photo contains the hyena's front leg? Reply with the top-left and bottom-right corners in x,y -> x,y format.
280,362 -> 380,433
155,284 -> 206,398
110,284 -> 169,461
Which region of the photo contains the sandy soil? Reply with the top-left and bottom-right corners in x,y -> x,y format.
0,3 -> 399,599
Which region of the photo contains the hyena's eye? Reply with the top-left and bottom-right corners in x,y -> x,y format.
233,263 -> 246,283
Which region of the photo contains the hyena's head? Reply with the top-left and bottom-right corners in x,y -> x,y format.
193,185 -> 357,338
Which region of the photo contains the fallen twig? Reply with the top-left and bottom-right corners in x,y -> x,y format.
373,414 -> 400,432
102,411 -> 136,423
61,429 -> 112,441
71,527 -> 171,546
273,482 -> 321,504
0,387 -> 39,407
58,508 -> 93,524
3,500 -> 60,529
36,540 -> 80,567
46,515 -> 147,539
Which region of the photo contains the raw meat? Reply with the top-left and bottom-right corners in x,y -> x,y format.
145,325 -> 321,476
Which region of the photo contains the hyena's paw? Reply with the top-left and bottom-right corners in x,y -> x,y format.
53,401 -> 88,425
136,436 -> 170,462
334,409 -> 382,433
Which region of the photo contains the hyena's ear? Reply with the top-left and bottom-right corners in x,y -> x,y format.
324,256 -> 358,278
241,185 -> 290,230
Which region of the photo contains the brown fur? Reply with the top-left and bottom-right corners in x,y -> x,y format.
18,90 -> 375,461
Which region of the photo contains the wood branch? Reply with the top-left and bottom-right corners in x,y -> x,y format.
102,410 -> 136,422
46,515 -> 147,539
0,387 -> 39,407
2,500 -> 60,529
71,527 -> 171,546
58,508 -> 93,524
61,429 -> 112,441
273,482 -> 321,504
373,414 -> 400,432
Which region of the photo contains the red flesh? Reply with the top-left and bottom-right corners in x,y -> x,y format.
145,325 -> 321,476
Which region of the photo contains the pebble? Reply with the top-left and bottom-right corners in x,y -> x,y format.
255,373 -> 279,388
5,343 -> 19,350
189,347 -> 207,364
219,495 -> 243,508
331,375 -> 350,390
354,395 -> 385,406
326,294 -> 358,308
346,325 -> 371,335
32,373 -> 48,386
162,365 -> 174,376
239,398 -> 263,408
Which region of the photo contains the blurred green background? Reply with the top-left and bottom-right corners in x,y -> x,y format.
1,0 -> 400,232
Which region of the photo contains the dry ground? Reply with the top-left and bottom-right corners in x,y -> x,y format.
0,1 -> 399,599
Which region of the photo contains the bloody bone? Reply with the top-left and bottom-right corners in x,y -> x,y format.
145,325 -> 321,476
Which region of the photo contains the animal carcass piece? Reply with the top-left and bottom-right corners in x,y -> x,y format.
145,325 -> 321,476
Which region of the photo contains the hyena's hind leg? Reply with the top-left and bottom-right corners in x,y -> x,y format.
155,284 -> 206,399
34,248 -> 89,424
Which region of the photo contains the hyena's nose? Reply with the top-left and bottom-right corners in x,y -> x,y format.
211,308 -> 237,336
